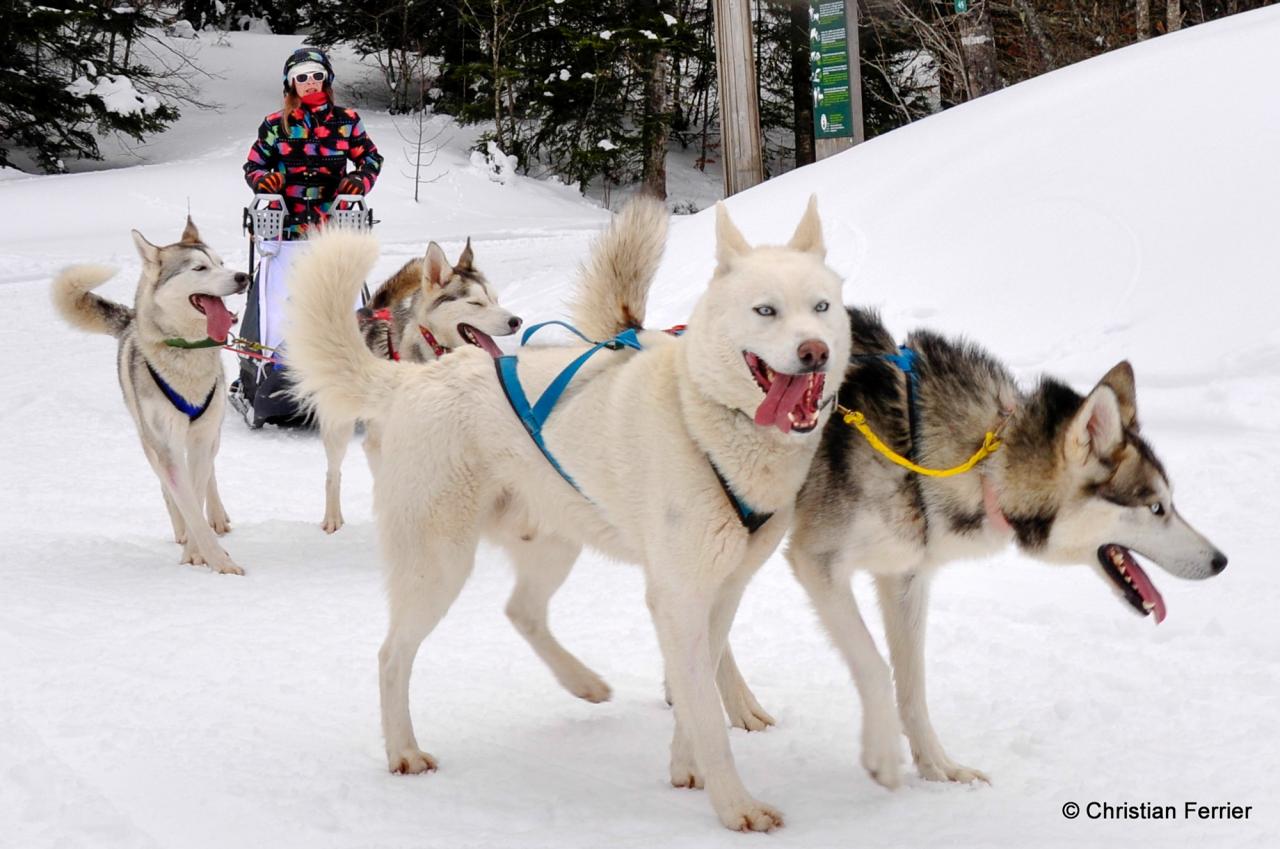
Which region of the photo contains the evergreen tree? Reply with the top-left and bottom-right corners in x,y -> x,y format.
0,0 -> 179,172
518,1 -> 697,195
179,0 -> 220,30
308,0 -> 451,112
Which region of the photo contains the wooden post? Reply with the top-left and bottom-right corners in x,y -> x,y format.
712,0 -> 764,196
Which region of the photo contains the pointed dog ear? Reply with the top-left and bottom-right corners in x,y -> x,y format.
455,237 -> 474,272
131,230 -> 160,265
787,194 -> 825,258
423,241 -> 450,289
715,202 -> 751,275
1096,360 -> 1138,432
180,216 -> 201,245
1066,383 -> 1124,467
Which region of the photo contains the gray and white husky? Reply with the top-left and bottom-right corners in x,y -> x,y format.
52,218 -> 250,574
286,197 -> 849,831
318,239 -> 522,533
775,307 -> 1228,789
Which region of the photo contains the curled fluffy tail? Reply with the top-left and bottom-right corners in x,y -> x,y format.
286,229 -> 399,423
51,265 -> 134,338
569,196 -> 668,340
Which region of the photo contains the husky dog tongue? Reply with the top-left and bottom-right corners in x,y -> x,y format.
1099,544 -> 1168,624
754,373 -> 805,432
192,294 -> 235,342
459,323 -> 503,358
746,352 -> 827,434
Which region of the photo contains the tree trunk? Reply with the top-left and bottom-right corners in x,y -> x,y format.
640,42 -> 670,199
505,78 -> 518,154
1167,0 -> 1182,32
957,0 -> 999,99
791,0 -> 814,166
1137,0 -> 1151,41
1013,0 -> 1055,70
711,0 -> 764,196
491,23 -> 505,149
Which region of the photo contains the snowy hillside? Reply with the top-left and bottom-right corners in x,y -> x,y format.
3,9 -> 1279,849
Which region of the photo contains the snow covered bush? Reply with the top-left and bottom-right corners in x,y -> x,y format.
470,141 -> 519,185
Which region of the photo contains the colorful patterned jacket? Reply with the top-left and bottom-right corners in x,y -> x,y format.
243,99 -> 383,238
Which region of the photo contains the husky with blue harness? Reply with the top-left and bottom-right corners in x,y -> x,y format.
51,218 -> 251,575
285,196 -> 851,832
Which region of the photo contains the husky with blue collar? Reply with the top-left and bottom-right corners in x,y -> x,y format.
52,218 -> 250,575
286,197 -> 850,832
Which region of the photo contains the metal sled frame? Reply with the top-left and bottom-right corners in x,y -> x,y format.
234,192 -> 375,427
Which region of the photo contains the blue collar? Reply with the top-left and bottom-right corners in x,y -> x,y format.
146,362 -> 216,421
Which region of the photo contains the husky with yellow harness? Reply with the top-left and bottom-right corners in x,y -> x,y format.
774,307 -> 1228,791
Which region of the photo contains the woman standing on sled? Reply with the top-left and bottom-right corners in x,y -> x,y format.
233,47 -> 383,426
244,47 -> 382,236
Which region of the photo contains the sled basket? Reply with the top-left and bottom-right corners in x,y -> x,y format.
328,194 -> 374,231
243,193 -> 286,242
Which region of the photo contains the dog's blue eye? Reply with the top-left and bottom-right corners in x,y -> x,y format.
815,300 -> 829,313
1150,503 -> 1165,516
754,305 -> 775,317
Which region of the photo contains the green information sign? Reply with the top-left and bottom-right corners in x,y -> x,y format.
809,1 -> 852,140
955,0 -> 969,12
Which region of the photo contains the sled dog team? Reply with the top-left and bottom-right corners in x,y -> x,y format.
52,199 -> 1226,831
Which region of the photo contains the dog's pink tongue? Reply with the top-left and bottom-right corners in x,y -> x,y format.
470,328 -> 503,358
1127,558 -> 1167,625
196,295 -> 235,343
754,373 -> 810,433
754,374 -> 791,427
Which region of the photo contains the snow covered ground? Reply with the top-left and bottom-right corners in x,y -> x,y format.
3,10 -> 1280,848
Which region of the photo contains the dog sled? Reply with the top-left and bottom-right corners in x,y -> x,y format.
229,193 -> 373,428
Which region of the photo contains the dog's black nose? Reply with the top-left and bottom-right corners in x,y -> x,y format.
234,272 -> 250,286
797,339 -> 829,370
1211,552 -> 1228,574
509,316 -> 523,331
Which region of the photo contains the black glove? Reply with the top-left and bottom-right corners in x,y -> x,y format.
255,172 -> 284,194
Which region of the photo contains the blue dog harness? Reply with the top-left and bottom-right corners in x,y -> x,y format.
708,457 -> 772,534
494,321 -> 771,533
853,345 -> 921,462
494,321 -> 642,494
146,362 -> 216,421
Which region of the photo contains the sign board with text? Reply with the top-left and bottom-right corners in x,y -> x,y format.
809,1 -> 853,140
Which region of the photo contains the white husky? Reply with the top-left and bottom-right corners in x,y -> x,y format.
285,198 -> 851,831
